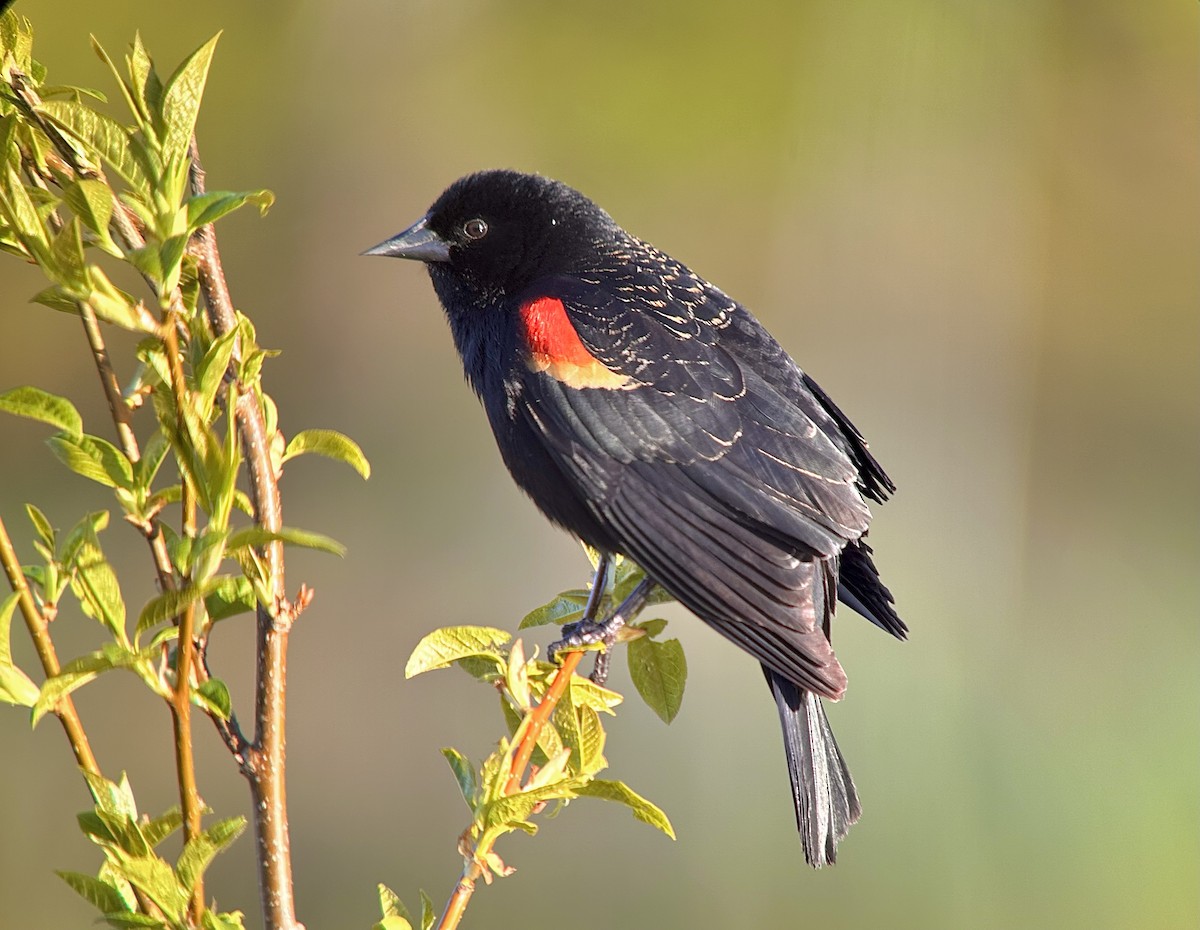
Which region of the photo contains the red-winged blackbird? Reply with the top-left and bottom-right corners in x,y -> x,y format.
368,170 -> 904,867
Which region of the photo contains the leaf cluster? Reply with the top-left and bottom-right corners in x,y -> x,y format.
0,13 -> 369,928
402,553 -> 687,911
59,771 -> 246,930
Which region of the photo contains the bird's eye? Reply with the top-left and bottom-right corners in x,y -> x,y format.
463,218 -> 489,240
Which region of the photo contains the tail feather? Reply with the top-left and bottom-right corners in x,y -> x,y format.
766,668 -> 861,867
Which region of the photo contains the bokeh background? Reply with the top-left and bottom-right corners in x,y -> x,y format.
1,2 -> 1196,928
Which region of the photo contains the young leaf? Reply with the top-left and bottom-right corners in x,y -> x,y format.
88,265 -> 151,332
141,808 -> 184,849
61,178 -> 120,256
194,677 -> 232,719
160,33 -> 220,166
176,816 -> 246,893
280,429 -> 370,479
627,633 -> 687,724
405,626 -> 512,678
518,590 -> 588,629
69,523 -> 126,638
374,884 -> 413,930
203,575 -> 255,622
47,433 -> 134,488
135,578 -> 220,638
55,870 -> 133,915
0,386 -> 83,438
108,848 -> 188,922
185,189 -> 274,231
574,779 -> 676,839
419,890 -> 436,930
576,704 -> 607,775
32,651 -> 117,726
0,164 -> 48,257
48,216 -> 88,295
0,592 -> 40,707
25,503 -> 55,547
224,525 -> 346,558
37,100 -> 149,191
82,769 -> 140,822
441,747 -> 479,812
195,326 -> 239,418
378,883 -> 411,922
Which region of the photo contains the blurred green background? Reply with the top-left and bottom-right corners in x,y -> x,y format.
1,2 -> 1196,928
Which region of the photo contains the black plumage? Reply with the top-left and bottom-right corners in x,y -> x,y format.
368,170 -> 905,866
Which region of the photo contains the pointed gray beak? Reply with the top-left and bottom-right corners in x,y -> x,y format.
363,216 -> 451,262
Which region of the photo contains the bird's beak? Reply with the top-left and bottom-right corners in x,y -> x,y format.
363,216 -> 451,263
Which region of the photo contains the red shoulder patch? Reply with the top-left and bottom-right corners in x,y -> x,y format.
518,297 -> 629,389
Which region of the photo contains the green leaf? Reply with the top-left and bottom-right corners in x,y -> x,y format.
0,386 -> 83,438
135,579 -> 219,637
109,848 -> 187,922
32,651 -> 116,726
186,189 -> 274,231
56,870 -> 132,915
82,769 -> 140,821
631,617 -> 668,638
48,216 -> 89,294
441,747 -> 478,812
47,433 -> 134,488
569,676 -> 623,715
160,33 -> 220,166
62,179 -> 120,255
0,592 -> 40,707
29,284 -> 81,315
405,626 -> 512,678
0,164 -> 48,257
176,816 -> 246,893
203,575 -> 255,622
628,633 -> 687,724
37,100 -> 148,191
141,808 -> 184,849
280,429 -> 370,479
518,590 -> 588,629
576,704 -> 607,774
26,503 -> 55,547
377,883 -> 411,922
375,916 -> 414,930
574,779 -> 676,839
127,33 -> 162,127
88,265 -> 151,332
158,233 -> 188,293
420,890 -> 435,930
69,523 -> 126,638
224,525 -> 347,558
58,510 -> 110,573
194,677 -> 232,719
195,327 -> 239,418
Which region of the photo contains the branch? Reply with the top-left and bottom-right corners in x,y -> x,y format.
188,140 -> 303,930
0,515 -> 100,776
436,649 -> 585,930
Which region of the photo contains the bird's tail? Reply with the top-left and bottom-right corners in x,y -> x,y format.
766,668 -> 861,867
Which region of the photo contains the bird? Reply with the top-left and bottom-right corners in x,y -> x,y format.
366,170 -> 904,867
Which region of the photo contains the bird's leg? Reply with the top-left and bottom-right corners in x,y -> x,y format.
548,553 -> 611,664
552,577 -> 656,686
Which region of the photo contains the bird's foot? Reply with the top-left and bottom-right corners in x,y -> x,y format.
548,615 -> 627,685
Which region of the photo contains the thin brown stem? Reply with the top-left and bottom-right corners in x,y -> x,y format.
437,859 -> 485,930
189,140 -> 301,930
436,650 -> 585,930
504,651 -> 582,795
0,515 -> 100,776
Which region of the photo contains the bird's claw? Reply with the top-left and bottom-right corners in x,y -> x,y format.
548,616 -> 626,685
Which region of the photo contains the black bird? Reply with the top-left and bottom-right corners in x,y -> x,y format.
367,170 -> 904,866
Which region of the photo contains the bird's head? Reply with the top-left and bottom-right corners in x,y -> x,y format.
366,170 -> 618,303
